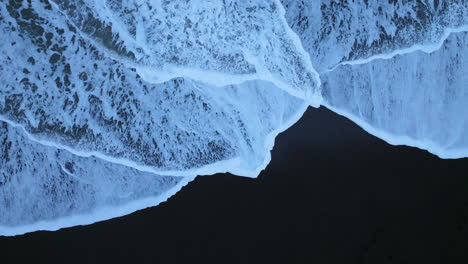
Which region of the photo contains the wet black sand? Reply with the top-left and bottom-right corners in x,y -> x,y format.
1,106 -> 468,263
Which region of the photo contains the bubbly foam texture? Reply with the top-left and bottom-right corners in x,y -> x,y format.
321,31 -> 468,158
0,0 -> 309,235
0,120 -> 193,235
284,0 -> 468,157
327,26 -> 468,72
283,0 -> 468,72
51,0 -> 322,105
0,1 -> 307,178
0,0 -> 467,236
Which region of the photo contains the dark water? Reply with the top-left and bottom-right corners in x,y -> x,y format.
1,106 -> 467,263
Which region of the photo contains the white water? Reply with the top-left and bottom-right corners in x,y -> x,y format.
321,31 -> 468,159
0,0 -> 466,236
326,26 -> 468,72
0,119 -> 194,234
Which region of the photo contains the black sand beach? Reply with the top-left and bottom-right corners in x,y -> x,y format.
1,106 -> 468,263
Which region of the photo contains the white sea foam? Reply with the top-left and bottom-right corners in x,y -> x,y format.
51,0 -> 322,105
0,120 -> 194,236
321,31 -> 468,159
0,177 -> 194,236
0,0 -> 467,236
324,103 -> 468,159
0,1 -> 308,178
326,26 -> 468,72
